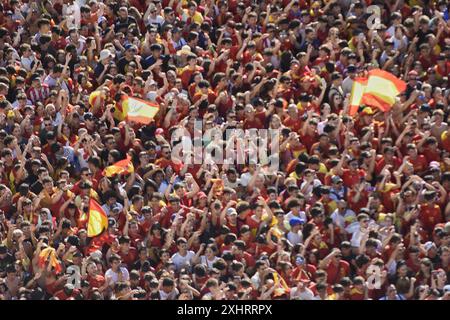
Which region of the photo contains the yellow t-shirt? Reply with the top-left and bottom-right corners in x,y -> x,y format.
182,10 -> 204,25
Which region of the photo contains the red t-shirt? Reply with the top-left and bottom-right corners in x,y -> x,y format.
419,203 -> 442,234
409,155 -> 428,173
118,247 -> 138,269
325,260 -> 350,285
341,169 -> 366,188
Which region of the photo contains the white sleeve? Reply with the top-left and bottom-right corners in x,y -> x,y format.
122,268 -> 130,281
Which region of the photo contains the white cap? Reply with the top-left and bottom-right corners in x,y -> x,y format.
429,161 -> 440,169
89,250 -> 103,260
99,49 -> 113,61
177,45 -> 192,55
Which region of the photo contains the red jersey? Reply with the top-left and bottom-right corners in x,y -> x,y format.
341,169 -> 366,188
419,203 -> 442,234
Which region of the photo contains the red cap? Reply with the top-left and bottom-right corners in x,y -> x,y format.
155,128 -> 164,135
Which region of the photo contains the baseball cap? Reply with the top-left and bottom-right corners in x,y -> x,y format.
89,250 -> 103,261
289,217 -> 305,227
125,44 -> 137,51
227,208 -> 237,216
332,175 -> 343,184
347,65 -> 357,73
295,256 -> 305,265
419,104 -> 431,113
31,73 -> 41,81
429,161 -> 441,170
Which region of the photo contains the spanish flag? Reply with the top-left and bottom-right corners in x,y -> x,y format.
87,198 -> 108,237
103,155 -> 134,177
124,96 -> 159,124
38,247 -> 62,273
361,69 -> 406,112
349,78 -> 368,116
348,69 -> 406,115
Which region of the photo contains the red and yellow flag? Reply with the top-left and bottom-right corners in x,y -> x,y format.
103,155 -> 134,177
38,247 -> 62,273
361,69 -> 406,112
87,198 -> 108,237
124,96 -> 160,124
349,78 -> 368,116
348,69 -> 406,115
273,272 -> 290,297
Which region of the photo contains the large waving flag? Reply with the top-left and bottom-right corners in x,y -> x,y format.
103,155 -> 134,177
124,96 -> 160,124
87,198 -> 108,237
361,69 -> 406,112
348,69 -> 406,115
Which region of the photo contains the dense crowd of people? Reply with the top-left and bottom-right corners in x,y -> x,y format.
0,0 -> 450,300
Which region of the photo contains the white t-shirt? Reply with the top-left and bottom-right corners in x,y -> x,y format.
44,74 -> 69,91
287,230 -> 303,245
21,55 -> 36,72
76,148 -> 97,169
251,272 -> 262,290
330,209 -> 356,230
342,76 -> 354,96
105,267 -> 130,284
159,288 -> 179,300
171,251 -> 195,271
350,227 -> 364,247
63,2 -> 81,29
146,15 -> 164,28
200,255 -> 218,270
285,211 -> 307,223
390,35 -> 408,51
239,172 -> 252,187
300,179 -> 322,196
290,287 -> 315,300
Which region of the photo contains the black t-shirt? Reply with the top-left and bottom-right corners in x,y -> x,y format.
117,56 -> 136,75
24,172 -> 38,187
0,253 -> 14,274
94,62 -> 107,78
416,29 -> 433,50
30,180 -> 43,195
132,259 -> 152,272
